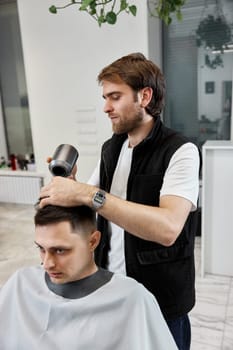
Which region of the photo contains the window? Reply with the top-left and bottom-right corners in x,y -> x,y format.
162,0 -> 233,148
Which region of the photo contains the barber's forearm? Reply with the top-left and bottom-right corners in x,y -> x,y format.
63,183 -> 189,245
96,192 -> 182,246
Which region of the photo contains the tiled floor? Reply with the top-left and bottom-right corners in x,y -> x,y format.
190,238 -> 233,349
0,202 -> 233,349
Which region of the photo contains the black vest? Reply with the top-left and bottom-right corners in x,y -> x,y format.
95,117 -> 199,319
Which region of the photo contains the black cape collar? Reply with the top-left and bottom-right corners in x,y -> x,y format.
45,268 -> 113,299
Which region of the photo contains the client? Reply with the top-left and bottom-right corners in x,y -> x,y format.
0,205 -> 177,349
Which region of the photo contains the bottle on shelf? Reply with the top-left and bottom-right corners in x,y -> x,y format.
10,154 -> 17,171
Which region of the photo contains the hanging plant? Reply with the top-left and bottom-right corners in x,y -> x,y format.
205,54 -> 224,70
49,0 -> 186,27
196,14 -> 232,69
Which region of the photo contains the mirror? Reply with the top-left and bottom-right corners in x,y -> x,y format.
0,1 -> 33,165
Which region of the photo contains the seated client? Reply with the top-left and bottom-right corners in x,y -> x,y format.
0,205 -> 177,349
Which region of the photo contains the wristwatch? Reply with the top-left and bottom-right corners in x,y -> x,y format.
92,189 -> 106,210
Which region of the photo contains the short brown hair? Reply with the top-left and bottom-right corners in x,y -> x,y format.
97,52 -> 165,117
34,205 -> 96,235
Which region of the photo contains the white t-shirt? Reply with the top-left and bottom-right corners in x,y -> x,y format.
88,141 -> 200,274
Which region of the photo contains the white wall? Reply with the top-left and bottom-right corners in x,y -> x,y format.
17,0 -> 161,183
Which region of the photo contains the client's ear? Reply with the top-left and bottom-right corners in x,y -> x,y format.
89,230 -> 101,251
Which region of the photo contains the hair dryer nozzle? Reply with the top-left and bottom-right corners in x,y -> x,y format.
49,144 -> 79,177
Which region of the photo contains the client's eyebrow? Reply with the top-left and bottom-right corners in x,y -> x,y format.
34,241 -> 72,251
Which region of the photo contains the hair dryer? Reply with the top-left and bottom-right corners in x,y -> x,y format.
49,144 -> 79,177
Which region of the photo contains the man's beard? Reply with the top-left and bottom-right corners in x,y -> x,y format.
112,108 -> 144,135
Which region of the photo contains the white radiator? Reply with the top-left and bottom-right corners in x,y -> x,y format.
0,174 -> 44,204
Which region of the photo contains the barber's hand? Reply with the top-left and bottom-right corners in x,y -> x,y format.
39,176 -> 94,208
46,156 -> 77,180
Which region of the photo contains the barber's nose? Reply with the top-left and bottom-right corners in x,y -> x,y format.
43,252 -> 55,270
103,100 -> 113,114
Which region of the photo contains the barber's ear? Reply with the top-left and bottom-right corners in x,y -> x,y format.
140,87 -> 153,107
89,230 -> 101,251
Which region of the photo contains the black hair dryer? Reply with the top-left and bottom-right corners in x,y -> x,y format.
49,144 -> 79,177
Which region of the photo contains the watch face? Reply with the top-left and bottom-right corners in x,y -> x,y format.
93,190 -> 106,209
95,192 -> 105,204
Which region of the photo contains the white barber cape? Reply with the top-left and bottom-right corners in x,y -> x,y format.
0,266 -> 177,350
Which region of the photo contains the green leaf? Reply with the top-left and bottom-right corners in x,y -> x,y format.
89,1 -> 96,14
89,8 -> 96,15
120,0 -> 128,11
128,5 -> 137,16
80,0 -> 94,11
163,14 -> 172,25
90,1 -> 96,10
176,10 -> 182,21
98,15 -> 106,26
106,11 -> 117,24
49,5 -> 57,14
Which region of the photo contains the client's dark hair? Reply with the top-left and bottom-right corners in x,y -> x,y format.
34,205 -> 97,235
